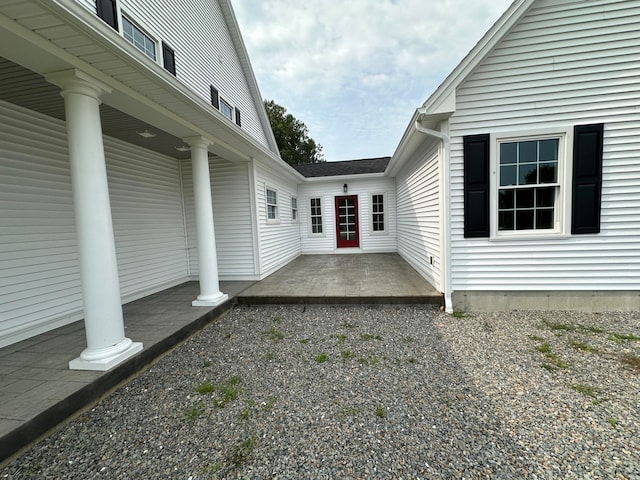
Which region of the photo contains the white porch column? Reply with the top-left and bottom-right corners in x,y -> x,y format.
46,69 -> 142,371
184,136 -> 229,307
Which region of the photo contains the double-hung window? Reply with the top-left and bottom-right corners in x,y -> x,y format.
371,194 -> 385,232
496,134 -> 564,234
219,98 -> 234,121
291,197 -> 298,221
266,188 -> 278,222
122,16 -> 156,60
310,198 -> 323,234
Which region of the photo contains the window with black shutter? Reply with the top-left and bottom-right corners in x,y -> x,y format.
96,0 -> 118,31
234,107 -> 241,127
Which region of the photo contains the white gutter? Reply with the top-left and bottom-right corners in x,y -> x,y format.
414,119 -> 453,313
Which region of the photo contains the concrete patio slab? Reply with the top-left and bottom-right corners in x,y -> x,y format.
237,253 -> 442,305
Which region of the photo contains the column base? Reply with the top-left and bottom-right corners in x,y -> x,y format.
192,292 -> 229,307
69,342 -> 143,371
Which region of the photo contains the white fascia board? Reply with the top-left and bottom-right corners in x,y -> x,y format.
421,0 -> 535,115
254,156 -> 306,184
218,0 -> 281,156
32,0 -> 282,165
303,172 -> 386,183
387,110 -> 449,177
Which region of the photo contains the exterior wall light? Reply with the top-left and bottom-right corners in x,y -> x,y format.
343,183 -> 348,193
136,130 -> 156,138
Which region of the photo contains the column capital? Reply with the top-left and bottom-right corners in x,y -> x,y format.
183,135 -> 214,150
45,69 -> 112,101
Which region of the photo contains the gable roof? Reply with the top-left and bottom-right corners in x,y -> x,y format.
388,0 -> 536,174
293,157 -> 391,178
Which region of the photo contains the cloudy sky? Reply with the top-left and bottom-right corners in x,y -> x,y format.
233,0 -> 514,161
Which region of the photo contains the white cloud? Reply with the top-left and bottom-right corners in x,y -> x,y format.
233,0 -> 513,160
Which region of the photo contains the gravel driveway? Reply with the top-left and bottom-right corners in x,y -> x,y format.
2,305 -> 639,479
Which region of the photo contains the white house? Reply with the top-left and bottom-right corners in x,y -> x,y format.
0,0 -> 303,369
2,0 -> 639,373
389,0 -> 640,312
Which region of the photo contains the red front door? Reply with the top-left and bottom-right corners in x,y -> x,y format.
335,195 -> 359,248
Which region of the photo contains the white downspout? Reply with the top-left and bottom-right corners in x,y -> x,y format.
414,120 -> 453,313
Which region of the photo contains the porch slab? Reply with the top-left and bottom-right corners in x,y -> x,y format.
237,253 -> 442,305
0,281 -> 249,465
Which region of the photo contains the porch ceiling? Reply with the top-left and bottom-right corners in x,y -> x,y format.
0,56 -> 209,161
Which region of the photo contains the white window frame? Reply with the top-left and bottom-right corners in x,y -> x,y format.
309,197 -> 324,236
121,13 -> 158,61
490,127 -> 573,240
291,196 -> 298,223
369,193 -> 386,235
219,97 -> 234,121
266,187 -> 279,224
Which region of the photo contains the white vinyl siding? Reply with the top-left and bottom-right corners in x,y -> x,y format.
298,178 -> 397,254
0,99 -> 190,347
105,138 -> 189,298
253,160 -> 300,276
448,0 -> 640,291
181,158 -> 256,280
395,141 -> 442,290
115,0 -> 270,147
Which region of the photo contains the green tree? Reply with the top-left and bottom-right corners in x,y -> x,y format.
263,100 -> 324,165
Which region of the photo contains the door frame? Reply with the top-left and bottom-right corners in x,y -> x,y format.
334,195 -> 360,248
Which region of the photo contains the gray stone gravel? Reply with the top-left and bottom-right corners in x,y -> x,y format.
2,305 -> 639,479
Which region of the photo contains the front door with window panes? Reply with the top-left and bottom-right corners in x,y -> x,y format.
335,196 -> 359,248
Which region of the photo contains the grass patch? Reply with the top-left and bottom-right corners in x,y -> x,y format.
608,417 -> 618,428
358,355 -> 380,366
341,350 -> 356,360
315,353 -> 328,363
262,397 -> 278,411
196,381 -> 215,394
338,406 -> 360,418
299,338 -> 310,344
335,333 -> 347,344
202,360 -> 211,368
620,353 -> 640,372
263,326 -> 285,342
607,333 -> 640,344
570,383 -> 599,399
184,401 -> 204,423
581,325 -> 605,334
534,343 -> 567,370
534,343 -> 551,354
227,435 -> 257,468
271,315 -> 282,324
528,335 -> 545,342
569,339 -> 599,353
407,357 -> 417,364
542,319 -> 574,332
360,333 -> 382,341
374,405 -> 386,418
452,311 -> 466,318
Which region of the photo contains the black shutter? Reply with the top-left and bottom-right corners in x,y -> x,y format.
234,107 -> 241,127
162,42 -> 176,76
463,134 -> 490,238
96,0 -> 118,31
572,124 -> 604,234
210,86 -> 219,109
